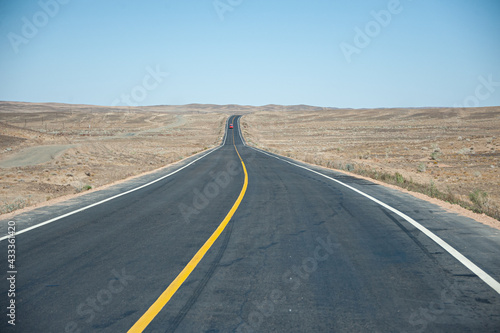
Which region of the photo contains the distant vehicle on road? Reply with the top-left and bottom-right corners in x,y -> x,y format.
229,124 -> 233,129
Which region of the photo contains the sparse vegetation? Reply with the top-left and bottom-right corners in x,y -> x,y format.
395,172 -> 405,184
469,190 -> 489,210
417,163 -> 427,173
430,151 -> 441,161
457,148 -> 471,155
1,197 -> 31,214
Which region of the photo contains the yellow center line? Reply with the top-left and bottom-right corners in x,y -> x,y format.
128,116 -> 247,332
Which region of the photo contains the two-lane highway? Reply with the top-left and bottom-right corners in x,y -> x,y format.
2,115 -> 500,332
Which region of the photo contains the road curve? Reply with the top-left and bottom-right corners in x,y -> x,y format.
1,115 -> 500,332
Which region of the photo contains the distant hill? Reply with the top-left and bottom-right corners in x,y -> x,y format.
0,101 -> 338,114
2,101 -> 496,115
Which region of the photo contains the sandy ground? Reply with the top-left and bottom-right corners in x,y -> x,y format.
242,107 -> 500,224
0,103 -> 227,214
0,145 -> 76,168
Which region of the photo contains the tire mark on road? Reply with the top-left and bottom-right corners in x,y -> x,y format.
167,217 -> 235,331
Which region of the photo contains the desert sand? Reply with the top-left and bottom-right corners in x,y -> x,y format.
0,102 -> 227,214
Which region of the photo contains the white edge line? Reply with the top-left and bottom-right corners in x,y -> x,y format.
0,119 -> 233,242
236,116 -> 245,145
246,145 -> 500,295
222,115 -> 230,146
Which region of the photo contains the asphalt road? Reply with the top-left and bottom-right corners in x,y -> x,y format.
1,115 -> 500,332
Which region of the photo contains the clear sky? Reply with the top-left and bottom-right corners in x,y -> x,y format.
0,0 -> 499,108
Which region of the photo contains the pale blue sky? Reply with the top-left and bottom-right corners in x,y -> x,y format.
0,0 -> 499,108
